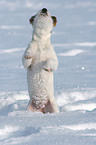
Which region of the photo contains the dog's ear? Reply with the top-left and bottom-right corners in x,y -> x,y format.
51,16 -> 57,27
29,15 -> 36,25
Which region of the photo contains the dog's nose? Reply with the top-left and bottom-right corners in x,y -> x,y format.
41,8 -> 47,13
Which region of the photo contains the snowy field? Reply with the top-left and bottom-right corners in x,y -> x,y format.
0,0 -> 96,144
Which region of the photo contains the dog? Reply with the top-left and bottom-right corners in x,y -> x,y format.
22,8 -> 59,113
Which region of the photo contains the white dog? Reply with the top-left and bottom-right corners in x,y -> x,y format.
22,8 -> 59,113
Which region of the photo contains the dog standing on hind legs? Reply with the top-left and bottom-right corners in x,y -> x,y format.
22,8 -> 59,113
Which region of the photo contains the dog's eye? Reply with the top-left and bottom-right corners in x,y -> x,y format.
51,16 -> 57,27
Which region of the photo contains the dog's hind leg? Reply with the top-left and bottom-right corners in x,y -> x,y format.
42,99 -> 59,113
27,100 -> 41,112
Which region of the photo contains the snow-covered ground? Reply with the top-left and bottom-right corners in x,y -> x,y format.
0,0 -> 96,144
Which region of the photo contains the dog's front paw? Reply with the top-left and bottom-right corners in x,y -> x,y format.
44,68 -> 53,72
24,55 -> 32,59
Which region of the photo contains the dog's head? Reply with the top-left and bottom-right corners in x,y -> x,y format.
29,8 -> 57,35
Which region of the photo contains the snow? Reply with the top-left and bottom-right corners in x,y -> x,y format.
58,49 -> 84,56
0,0 -> 96,144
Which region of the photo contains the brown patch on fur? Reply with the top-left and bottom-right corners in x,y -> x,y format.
29,15 -> 36,25
51,16 -> 57,27
28,100 -> 42,112
28,100 -> 54,113
42,100 -> 54,113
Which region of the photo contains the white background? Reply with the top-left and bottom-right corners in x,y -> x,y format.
0,0 -> 96,144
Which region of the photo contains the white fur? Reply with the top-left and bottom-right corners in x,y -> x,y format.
22,9 -> 59,113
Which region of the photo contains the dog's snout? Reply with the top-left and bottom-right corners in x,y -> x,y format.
41,8 -> 47,13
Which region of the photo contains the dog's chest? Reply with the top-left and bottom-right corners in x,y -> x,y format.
35,48 -> 48,62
